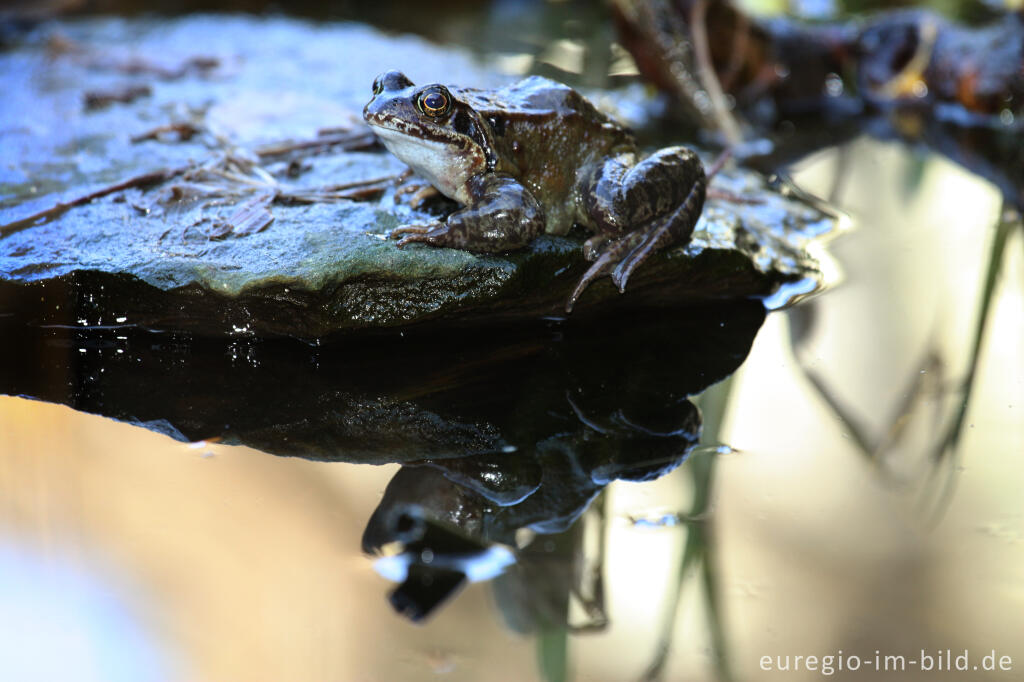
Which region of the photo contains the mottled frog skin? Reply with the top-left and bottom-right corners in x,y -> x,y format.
363,71 -> 706,311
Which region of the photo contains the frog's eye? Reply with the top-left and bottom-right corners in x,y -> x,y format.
417,87 -> 452,118
372,76 -> 384,96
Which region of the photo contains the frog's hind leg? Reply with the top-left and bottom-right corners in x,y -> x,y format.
609,181 -> 705,290
570,147 -> 706,312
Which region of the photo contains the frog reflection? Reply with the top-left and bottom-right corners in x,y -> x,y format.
359,301 -> 767,622
362,401 -> 700,623
363,71 -> 707,311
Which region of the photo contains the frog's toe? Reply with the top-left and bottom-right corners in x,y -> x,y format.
582,234 -> 610,261
408,186 -> 442,209
610,236 -> 657,292
390,222 -> 445,246
567,241 -> 634,311
610,209 -> 683,291
610,251 -> 648,292
389,225 -> 425,239
567,254 -> 614,313
396,230 -> 448,248
610,263 -> 632,293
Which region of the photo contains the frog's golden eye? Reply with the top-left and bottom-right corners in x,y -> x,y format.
417,87 -> 451,118
372,77 -> 384,96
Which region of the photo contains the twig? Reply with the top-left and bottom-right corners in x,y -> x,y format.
631,0 -> 719,130
208,191 -> 277,238
705,149 -> 764,204
707,187 -> 762,204
131,122 -> 203,143
0,164 -> 193,237
84,85 -> 152,110
2,125 -> 392,239
875,16 -> 939,100
255,130 -> 378,158
85,54 -> 220,80
690,0 -> 744,145
320,174 -> 406,193
718,8 -> 751,93
706,147 -> 733,179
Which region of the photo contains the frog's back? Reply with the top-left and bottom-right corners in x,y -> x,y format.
460,77 -> 632,152
458,77 -> 634,230
461,77 -> 598,116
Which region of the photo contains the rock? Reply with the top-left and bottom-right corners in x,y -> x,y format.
1,15 -> 836,338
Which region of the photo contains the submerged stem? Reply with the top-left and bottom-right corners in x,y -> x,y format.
922,204 -> 1022,524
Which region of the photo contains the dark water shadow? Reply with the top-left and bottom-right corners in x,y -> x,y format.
0,301 -> 764,465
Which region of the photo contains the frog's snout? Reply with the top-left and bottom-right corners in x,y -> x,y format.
377,70 -> 414,91
365,70 -> 417,123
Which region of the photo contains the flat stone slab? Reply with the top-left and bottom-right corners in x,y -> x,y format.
0,15 -> 836,337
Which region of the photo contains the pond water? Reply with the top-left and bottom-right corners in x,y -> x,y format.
1,2 -> 1023,681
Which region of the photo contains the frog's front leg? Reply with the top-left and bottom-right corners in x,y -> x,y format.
571,147 -> 706,311
391,174 -> 543,253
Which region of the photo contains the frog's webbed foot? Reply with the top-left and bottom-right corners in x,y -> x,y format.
389,221 -> 448,247
569,231 -> 638,311
395,183 -> 442,209
608,195 -> 699,290
571,216 -> 686,311
568,179 -> 707,312
568,147 -> 707,313
390,175 -> 544,253
567,231 -> 649,313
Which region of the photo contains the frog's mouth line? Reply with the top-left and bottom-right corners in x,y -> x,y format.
365,113 -> 455,145
364,113 -> 482,168
367,120 -> 485,205
368,124 -> 460,158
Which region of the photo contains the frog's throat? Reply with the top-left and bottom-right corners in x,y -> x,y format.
370,125 -> 485,205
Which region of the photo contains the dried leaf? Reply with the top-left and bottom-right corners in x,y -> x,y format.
83,84 -> 152,110
210,192 -> 277,238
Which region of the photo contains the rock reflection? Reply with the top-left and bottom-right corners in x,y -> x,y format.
1,300 -> 765,620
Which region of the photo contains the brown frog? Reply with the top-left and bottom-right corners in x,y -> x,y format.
363,71 -> 706,311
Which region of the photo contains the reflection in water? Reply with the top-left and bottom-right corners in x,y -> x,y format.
1,300 -> 766,623
2,304 -> 763,465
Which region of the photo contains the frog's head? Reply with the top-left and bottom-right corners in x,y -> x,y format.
363,71 -> 496,204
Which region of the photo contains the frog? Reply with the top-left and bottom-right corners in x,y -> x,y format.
363,70 -> 707,312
